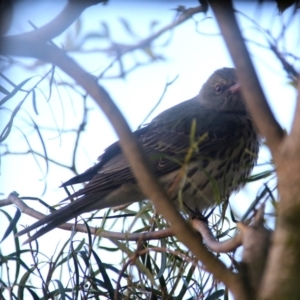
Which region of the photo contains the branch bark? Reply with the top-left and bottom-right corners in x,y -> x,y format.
259,77 -> 300,300
208,1 -> 300,299
9,1 -> 103,42
192,219 -> 242,253
209,0 -> 285,155
290,76 -> 300,141
6,192 -> 174,241
3,41 -> 246,298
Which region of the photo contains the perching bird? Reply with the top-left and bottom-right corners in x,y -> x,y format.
18,68 -> 259,243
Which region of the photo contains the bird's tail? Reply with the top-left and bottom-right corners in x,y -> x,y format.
60,163 -> 102,187
17,190 -> 113,244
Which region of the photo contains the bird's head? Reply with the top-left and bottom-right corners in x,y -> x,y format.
199,68 -> 246,112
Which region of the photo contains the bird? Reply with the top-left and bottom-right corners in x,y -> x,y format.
18,68 -> 259,243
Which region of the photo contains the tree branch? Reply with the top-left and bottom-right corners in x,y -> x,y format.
290,75 -> 300,143
6,191 -> 174,241
209,0 -> 285,155
192,219 -> 242,253
8,1 -> 104,42
1,2 -> 249,297
2,40 -> 247,300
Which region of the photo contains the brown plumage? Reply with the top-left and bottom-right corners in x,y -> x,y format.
18,68 -> 259,243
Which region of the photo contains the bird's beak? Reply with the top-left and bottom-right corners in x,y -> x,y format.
229,83 -> 240,94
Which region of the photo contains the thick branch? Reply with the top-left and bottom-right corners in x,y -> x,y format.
259,84 -> 300,299
238,205 -> 272,296
1,40 -> 247,299
209,0 -> 285,154
290,75 -> 300,144
55,52 -> 247,298
8,1 -> 102,42
1,2 -> 251,295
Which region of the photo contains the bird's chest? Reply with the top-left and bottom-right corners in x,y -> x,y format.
163,122 -> 259,215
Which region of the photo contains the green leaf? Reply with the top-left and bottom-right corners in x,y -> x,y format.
53,279 -> 66,299
205,289 -> 225,300
17,266 -> 37,300
0,208 -> 21,243
91,249 -> 114,299
0,77 -> 33,106
31,89 -> 38,115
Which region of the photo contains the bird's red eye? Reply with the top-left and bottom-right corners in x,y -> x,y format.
214,84 -> 222,94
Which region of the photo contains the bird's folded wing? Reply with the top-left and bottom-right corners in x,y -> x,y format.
76,99 -> 245,193
17,100 -> 246,242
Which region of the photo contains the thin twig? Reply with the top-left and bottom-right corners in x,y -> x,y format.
6,192 -> 174,241
7,1 -> 105,42
209,0 -> 285,156
192,219 -> 242,253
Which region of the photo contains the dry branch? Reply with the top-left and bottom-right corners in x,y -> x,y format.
5,192 -> 174,241
209,0 -> 285,155
209,1 -> 300,299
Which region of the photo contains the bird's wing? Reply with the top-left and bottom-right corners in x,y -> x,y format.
17,99 -> 246,243
71,98 -> 246,194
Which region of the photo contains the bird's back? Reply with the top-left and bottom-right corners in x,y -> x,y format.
67,98 -> 259,216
